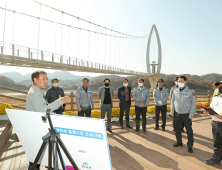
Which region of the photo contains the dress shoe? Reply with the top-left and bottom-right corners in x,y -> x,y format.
126,125 -> 132,128
154,127 -> 159,130
143,128 -> 146,132
135,129 -> 139,132
120,125 -> 123,129
162,127 -> 165,131
173,142 -> 183,147
107,128 -> 112,133
204,159 -> 221,166
188,147 -> 193,153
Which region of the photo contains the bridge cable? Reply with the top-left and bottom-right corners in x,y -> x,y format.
75,18 -> 79,61
2,0 -> 8,51
11,11 -> 15,44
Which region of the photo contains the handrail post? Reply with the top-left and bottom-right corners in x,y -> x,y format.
17,49 -> 19,56
12,44 -> 15,56
28,48 -> 30,58
70,92 -> 74,111
1,46 -> 3,54
52,54 -> 54,62
208,90 -> 210,103
41,51 -> 44,60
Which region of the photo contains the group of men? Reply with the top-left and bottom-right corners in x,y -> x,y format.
26,70 -> 222,169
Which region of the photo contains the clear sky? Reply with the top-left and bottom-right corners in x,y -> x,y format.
0,0 -> 221,76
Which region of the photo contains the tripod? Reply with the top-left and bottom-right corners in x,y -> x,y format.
31,109 -> 79,170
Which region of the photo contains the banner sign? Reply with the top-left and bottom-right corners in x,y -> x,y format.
6,109 -> 112,170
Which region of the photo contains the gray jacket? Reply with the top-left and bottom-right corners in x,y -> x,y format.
132,86 -> 150,107
76,86 -> 94,108
153,86 -> 169,106
98,86 -> 114,108
26,85 -> 63,112
171,85 -> 196,116
170,85 -> 178,104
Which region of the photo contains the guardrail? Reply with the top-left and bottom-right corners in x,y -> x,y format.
0,85 -> 213,111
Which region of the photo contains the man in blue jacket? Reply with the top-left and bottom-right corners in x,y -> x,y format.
118,78 -> 132,129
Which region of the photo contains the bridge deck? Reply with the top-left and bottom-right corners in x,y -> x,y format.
0,113 -> 221,170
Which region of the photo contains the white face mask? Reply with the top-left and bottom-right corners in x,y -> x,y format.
53,83 -> 59,87
178,83 -> 185,88
123,83 -> 128,87
175,82 -> 178,85
138,83 -> 143,87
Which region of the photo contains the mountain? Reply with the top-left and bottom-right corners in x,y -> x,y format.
0,72 -> 27,82
0,71 -> 92,83
0,75 -> 29,90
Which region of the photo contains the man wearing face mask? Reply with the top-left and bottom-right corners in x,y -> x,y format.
171,75 -> 196,153
45,78 -> 66,114
213,81 -> 222,97
118,78 -> 132,129
76,78 -> 94,117
203,86 -> 222,166
132,79 -> 150,132
170,77 -> 185,132
153,79 -> 168,131
98,78 -> 114,133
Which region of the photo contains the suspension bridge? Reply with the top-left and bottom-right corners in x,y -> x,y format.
0,0 -> 163,76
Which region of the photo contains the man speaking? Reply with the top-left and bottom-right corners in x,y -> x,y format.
26,70 -> 71,170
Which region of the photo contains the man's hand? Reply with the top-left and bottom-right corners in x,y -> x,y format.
189,115 -> 193,119
203,109 -> 209,114
59,95 -> 71,104
214,114 -> 222,119
92,105 -> 94,108
139,100 -> 143,103
144,104 -> 147,107
77,107 -> 81,112
171,113 -> 174,117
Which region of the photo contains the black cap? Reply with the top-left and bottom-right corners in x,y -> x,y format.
215,81 -> 222,86
158,78 -> 164,83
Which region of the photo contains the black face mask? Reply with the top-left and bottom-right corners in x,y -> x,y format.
105,83 -> 109,87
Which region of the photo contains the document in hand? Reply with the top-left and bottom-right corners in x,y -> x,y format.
198,104 -> 219,115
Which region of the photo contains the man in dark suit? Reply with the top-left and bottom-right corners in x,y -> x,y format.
118,78 -> 132,129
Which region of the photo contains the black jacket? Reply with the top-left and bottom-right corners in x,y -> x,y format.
45,87 -> 66,107
118,86 -> 131,107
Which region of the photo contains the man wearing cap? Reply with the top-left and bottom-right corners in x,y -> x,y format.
171,75 -> 196,153
153,79 -> 168,131
213,81 -> 222,97
132,79 -> 150,132
203,86 -> 222,166
170,77 -> 185,132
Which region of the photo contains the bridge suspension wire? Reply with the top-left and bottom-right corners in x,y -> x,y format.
11,11 -> 15,44
76,18 -> 79,59
37,3 -> 42,60
0,7 -> 143,39
2,0 -> 8,51
54,22 -> 57,53
32,0 -> 149,39
87,22 -> 90,61
97,25 -> 99,63
68,25 -> 70,56
60,12 -> 64,55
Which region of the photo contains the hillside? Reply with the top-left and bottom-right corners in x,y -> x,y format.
0,75 -> 29,90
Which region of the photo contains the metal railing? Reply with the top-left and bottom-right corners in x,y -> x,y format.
0,41 -> 146,75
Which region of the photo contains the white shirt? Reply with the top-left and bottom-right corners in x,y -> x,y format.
210,95 -> 222,122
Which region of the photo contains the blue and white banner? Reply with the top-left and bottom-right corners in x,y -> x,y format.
6,109 -> 112,170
